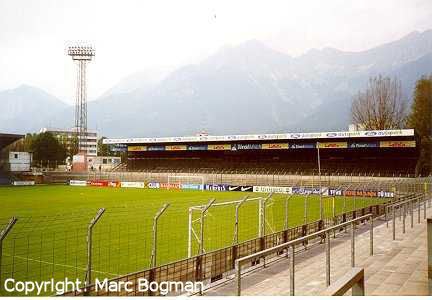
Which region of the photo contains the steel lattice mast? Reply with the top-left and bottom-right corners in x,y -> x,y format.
67,45 -> 95,155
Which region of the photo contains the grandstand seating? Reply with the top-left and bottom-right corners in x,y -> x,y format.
126,157 -> 416,177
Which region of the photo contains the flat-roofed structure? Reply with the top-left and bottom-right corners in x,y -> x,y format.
103,129 -> 419,176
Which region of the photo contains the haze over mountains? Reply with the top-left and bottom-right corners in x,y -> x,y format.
2,30 -> 432,137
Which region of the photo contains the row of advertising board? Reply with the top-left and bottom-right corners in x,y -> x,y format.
127,140 -> 416,152
104,129 -> 414,145
69,180 -> 394,198
12,181 -> 35,186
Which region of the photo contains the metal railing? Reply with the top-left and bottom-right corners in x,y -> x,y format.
386,194 -> 429,240
427,218 -> 432,295
321,267 -> 365,296
234,214 -> 373,296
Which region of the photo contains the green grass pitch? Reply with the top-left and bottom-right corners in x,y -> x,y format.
0,185 -> 384,295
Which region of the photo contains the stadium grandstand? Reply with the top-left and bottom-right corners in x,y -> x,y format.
103,129 -> 419,176
0,133 -> 24,184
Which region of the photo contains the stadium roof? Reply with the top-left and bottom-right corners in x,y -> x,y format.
0,133 -> 24,150
103,129 -> 415,145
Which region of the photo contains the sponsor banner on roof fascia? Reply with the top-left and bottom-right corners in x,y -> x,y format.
262,143 -> 289,150
289,142 -> 315,149
166,145 -> 187,151
121,182 -> 145,188
204,184 -> 229,191
110,144 -> 128,152
231,143 -> 261,151
319,142 -> 348,149
227,185 -> 254,192
187,145 -> 208,151
128,145 -> 147,152
208,144 -> 231,151
253,186 -> 292,194
147,145 -> 166,151
348,141 -> 379,148
181,183 -> 203,190
147,182 -> 160,189
103,129 -> 414,144
12,181 -> 35,186
379,140 -> 416,148
69,180 -> 87,186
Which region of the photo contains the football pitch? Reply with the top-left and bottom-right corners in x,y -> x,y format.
0,185 -> 385,295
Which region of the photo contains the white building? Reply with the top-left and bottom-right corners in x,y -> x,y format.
87,156 -> 121,171
6,152 -> 32,172
40,127 -> 98,157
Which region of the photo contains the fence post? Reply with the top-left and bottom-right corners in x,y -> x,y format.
386,205 -> 389,228
351,222 -> 355,267
290,245 -> 295,296
410,200 -> 414,228
303,195 -> 308,224
200,199 -> 216,255
85,208 -> 105,292
259,193 -> 273,238
188,208 -> 193,258
150,203 -> 170,268
418,198 -> 421,224
370,217 -> 373,256
234,196 -> 248,245
284,195 -> 294,231
236,260 -> 241,296
326,231 -> 331,287
427,218 -> 432,295
0,217 -> 18,292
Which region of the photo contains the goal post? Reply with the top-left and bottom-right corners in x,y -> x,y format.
167,175 -> 205,191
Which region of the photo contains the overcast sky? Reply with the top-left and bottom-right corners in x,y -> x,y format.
1,0 -> 431,104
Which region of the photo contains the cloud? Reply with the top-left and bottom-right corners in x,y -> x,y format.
0,0 -> 431,103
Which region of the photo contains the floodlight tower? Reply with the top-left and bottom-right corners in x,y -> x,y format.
67,45 -> 95,154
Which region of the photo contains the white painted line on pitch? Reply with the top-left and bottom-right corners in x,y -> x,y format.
3,253 -> 120,277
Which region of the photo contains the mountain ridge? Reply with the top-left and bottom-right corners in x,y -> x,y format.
2,30 -> 432,137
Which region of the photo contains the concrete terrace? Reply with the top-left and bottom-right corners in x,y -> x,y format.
204,206 -> 431,296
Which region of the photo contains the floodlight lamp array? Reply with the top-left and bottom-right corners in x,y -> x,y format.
67,46 -> 95,57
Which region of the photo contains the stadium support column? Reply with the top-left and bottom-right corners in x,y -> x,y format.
317,142 -> 323,221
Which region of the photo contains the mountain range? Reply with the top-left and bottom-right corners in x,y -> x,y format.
2,30 -> 432,137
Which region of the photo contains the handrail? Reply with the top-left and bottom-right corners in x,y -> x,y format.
386,193 -> 427,240
427,218 -> 432,296
321,267 -> 365,296
235,213 -> 373,296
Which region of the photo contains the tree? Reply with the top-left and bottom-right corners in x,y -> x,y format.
97,137 -> 113,156
406,75 -> 432,176
9,133 -> 36,152
31,132 -> 67,166
351,75 -> 407,130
